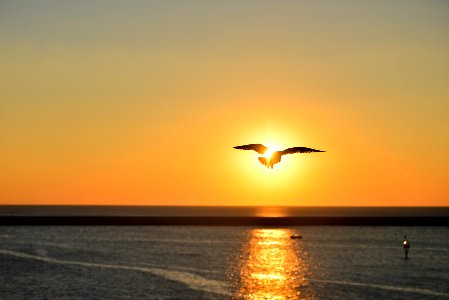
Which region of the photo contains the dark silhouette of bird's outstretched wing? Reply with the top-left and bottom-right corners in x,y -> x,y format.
234,144 -> 325,168
281,147 -> 325,155
233,144 -> 268,154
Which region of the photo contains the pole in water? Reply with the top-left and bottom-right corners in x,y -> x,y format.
403,235 -> 410,260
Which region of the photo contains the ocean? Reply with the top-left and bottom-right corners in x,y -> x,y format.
1,207 -> 449,299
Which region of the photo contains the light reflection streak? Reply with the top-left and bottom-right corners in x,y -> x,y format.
232,228 -> 312,299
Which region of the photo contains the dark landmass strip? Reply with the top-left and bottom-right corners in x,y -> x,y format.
1,216 -> 449,226
1,206 -> 449,217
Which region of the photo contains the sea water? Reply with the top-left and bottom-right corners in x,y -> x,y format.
1,226 -> 449,299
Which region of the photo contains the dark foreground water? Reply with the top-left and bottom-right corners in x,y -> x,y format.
1,226 -> 449,299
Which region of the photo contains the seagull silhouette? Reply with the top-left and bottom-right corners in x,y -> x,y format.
234,144 -> 325,168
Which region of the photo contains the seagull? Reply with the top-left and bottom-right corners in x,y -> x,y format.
233,143 -> 325,168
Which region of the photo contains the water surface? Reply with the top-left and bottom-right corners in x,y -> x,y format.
1,226 -> 449,299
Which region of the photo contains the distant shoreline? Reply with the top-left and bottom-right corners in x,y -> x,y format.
1,216 -> 448,226
2,206 -> 449,225
1,205 -> 449,217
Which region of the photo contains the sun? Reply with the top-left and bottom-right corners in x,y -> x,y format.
263,149 -> 274,161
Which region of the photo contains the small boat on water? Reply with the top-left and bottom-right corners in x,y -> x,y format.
290,234 -> 302,239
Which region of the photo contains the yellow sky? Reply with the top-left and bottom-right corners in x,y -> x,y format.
1,1 -> 448,205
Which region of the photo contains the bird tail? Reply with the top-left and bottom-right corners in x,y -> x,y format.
258,157 -> 271,168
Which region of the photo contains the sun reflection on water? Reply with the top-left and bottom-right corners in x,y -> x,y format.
231,228 -> 312,299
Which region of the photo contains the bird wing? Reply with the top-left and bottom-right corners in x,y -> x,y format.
233,144 -> 268,154
281,147 -> 325,155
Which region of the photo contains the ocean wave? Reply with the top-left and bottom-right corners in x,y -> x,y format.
139,262 -> 223,275
309,278 -> 449,298
0,249 -> 232,297
306,243 -> 449,252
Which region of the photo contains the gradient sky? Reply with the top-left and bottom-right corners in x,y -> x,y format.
1,1 -> 448,206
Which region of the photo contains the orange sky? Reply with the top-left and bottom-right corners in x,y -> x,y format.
1,1 -> 448,206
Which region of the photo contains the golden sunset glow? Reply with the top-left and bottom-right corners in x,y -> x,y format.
234,229 -> 311,299
263,149 -> 274,161
0,1 -> 448,205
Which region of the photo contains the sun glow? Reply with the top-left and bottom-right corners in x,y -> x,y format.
263,143 -> 282,161
264,149 -> 274,160
230,135 -> 314,205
